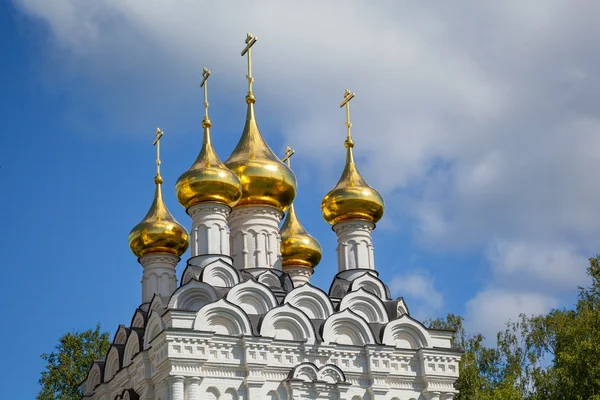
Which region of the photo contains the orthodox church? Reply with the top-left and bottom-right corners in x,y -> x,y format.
81,34 -> 460,400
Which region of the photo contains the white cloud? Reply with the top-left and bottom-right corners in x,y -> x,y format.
389,272 -> 443,320
12,0 -> 600,334
466,288 -> 559,342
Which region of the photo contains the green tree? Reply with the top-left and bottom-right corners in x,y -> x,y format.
37,324 -> 110,400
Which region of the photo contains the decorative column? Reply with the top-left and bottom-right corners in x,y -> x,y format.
169,376 -> 184,400
188,203 -> 232,261
139,253 -> 179,303
333,220 -> 375,271
187,377 -> 202,400
229,205 -> 283,270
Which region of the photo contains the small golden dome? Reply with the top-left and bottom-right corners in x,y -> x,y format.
176,118 -> 242,209
281,203 -> 323,269
225,99 -> 297,212
321,137 -> 384,226
129,175 -> 190,258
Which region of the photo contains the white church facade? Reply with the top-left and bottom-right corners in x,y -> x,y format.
81,34 -> 460,400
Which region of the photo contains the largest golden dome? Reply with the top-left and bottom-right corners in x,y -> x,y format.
224,98 -> 297,212
281,203 -> 323,269
176,118 -> 242,209
129,175 -> 190,258
321,136 -> 384,226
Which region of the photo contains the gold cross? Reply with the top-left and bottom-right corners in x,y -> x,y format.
200,67 -> 211,125
241,33 -> 258,95
282,145 -> 295,167
340,89 -> 355,142
153,127 -> 164,179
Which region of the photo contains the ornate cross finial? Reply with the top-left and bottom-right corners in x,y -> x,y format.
200,67 -> 212,128
153,127 -> 164,183
241,33 -> 258,99
340,89 -> 355,147
282,145 -> 295,167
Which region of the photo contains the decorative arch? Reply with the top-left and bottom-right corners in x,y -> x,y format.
396,297 -> 410,316
382,315 -> 431,349
148,294 -> 165,313
259,304 -> 316,344
223,388 -> 239,400
123,330 -> 141,367
289,362 -> 319,382
193,298 -> 252,336
113,325 -> 129,345
284,284 -> 334,319
322,309 -> 376,346
201,259 -> 240,287
86,363 -> 103,394
339,288 -> 389,323
226,279 -> 278,315
167,280 -> 218,310
103,345 -> 122,382
350,273 -> 389,300
266,390 -> 280,400
143,312 -> 164,349
205,386 -> 220,400
257,270 -> 282,288
317,365 -> 346,384
130,309 -> 146,329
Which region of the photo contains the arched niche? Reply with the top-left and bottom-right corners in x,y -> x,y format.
259,304 -> 316,345
226,279 -> 278,315
205,386 -> 220,400
339,288 -> 389,323
85,363 -> 103,395
148,294 -> 165,313
201,259 -> 240,287
113,325 -> 129,345
322,309 -> 376,346
123,330 -> 141,367
167,280 -> 218,310
284,284 -> 334,320
143,312 -> 164,350
289,362 -> 319,382
103,345 -> 122,382
257,270 -> 283,289
130,309 -> 146,329
382,315 -> 431,349
317,364 -> 346,384
223,388 -> 239,400
193,298 -> 253,336
350,273 -> 389,300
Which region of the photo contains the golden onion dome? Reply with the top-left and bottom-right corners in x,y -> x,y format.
129,174 -> 190,258
224,98 -> 297,212
321,136 -> 384,226
175,118 -> 242,209
281,202 -> 323,269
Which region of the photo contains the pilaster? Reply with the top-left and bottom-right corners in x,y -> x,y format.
229,205 -> 284,270
333,219 -> 375,271
169,375 -> 184,400
283,265 -> 312,287
188,203 -> 232,261
139,253 -> 179,303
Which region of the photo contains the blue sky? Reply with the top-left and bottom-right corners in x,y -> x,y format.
2,1 -> 600,398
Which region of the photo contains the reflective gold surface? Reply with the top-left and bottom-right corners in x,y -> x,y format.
129,177 -> 190,257
176,67 -> 242,209
225,101 -> 297,212
321,90 -> 384,226
280,147 -> 322,269
281,203 -> 323,269
129,129 -> 189,258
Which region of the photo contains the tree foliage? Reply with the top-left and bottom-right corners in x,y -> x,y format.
429,256 -> 600,400
37,324 -> 110,400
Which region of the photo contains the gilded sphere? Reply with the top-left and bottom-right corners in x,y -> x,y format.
321,184 -> 384,226
175,158 -> 242,209
176,127 -> 242,209
321,150 -> 384,226
225,104 -> 297,211
129,183 -> 189,258
280,205 -> 322,269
